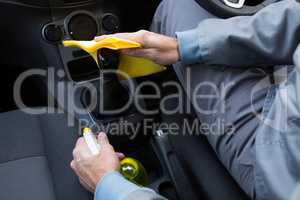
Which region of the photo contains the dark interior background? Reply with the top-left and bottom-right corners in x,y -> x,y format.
0,0 -> 161,112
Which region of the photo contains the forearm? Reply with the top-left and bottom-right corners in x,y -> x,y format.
177,0 -> 300,67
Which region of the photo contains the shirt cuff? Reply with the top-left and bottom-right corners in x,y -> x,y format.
176,28 -> 202,65
94,171 -> 141,200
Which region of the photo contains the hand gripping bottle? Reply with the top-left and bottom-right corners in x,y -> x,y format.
83,128 -> 149,186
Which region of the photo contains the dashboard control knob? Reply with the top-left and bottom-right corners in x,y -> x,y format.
42,24 -> 63,43
67,13 -> 98,40
102,14 -> 119,33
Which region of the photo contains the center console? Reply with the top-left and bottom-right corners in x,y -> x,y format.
41,1 -> 196,199
69,71 -> 197,199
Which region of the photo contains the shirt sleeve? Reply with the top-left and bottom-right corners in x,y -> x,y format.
94,172 -> 166,200
176,0 -> 300,67
94,172 -> 141,200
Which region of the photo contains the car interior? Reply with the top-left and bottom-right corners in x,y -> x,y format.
0,0 -> 277,199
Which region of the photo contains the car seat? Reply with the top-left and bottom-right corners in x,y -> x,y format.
0,109 -> 91,200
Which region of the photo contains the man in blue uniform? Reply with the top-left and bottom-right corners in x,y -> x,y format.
71,0 -> 300,199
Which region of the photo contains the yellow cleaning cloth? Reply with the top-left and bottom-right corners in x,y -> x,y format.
63,37 -> 166,79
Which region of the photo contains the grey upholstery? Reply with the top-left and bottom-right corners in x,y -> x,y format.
0,109 -> 90,200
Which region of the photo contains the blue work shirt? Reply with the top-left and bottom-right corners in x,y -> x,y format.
94,0 -> 300,199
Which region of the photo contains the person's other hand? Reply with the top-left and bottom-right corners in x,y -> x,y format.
70,132 -> 125,193
94,30 -> 179,66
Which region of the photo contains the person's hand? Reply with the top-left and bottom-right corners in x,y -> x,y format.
94,30 -> 180,66
70,132 -> 125,193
